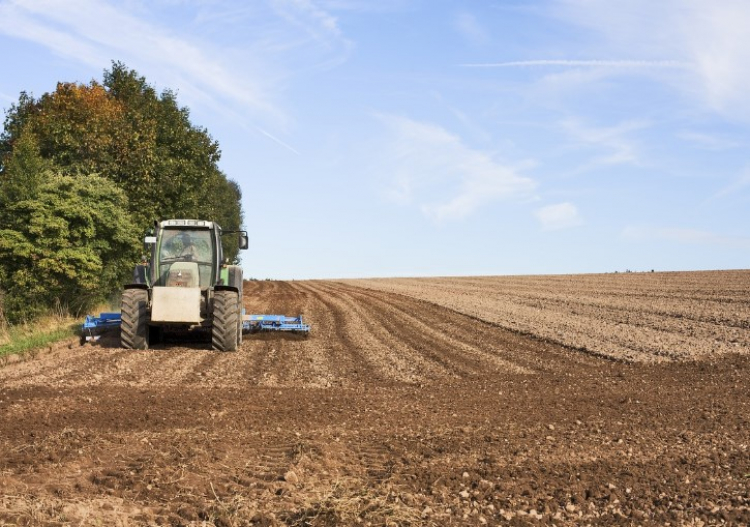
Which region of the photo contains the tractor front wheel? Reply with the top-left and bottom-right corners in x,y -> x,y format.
212,290 -> 239,352
121,289 -> 149,350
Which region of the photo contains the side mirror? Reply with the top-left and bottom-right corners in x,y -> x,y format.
238,232 -> 249,250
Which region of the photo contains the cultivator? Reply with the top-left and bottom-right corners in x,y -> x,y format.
80,311 -> 310,343
80,312 -> 122,344
243,314 -> 310,334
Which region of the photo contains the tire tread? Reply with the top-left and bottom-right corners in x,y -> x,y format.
121,289 -> 149,350
212,290 -> 239,352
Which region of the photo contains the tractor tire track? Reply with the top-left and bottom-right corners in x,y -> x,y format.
345,284 -> 604,374
297,280 -> 429,385
325,282 -> 536,375
310,282 -> 538,379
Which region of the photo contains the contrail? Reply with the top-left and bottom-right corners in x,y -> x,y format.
460,59 -> 690,69
254,126 -> 301,155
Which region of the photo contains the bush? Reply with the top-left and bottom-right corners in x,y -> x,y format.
0,172 -> 138,324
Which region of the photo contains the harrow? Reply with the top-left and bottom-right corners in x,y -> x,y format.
80,311 -> 310,343
80,312 -> 122,344
243,314 -> 310,334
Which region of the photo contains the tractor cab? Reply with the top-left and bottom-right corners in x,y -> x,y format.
155,225 -> 219,289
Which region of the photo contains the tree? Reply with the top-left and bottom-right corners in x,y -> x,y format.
1,62 -> 244,235
0,172 -> 137,323
0,129 -> 49,203
213,178 -> 244,263
102,62 -> 243,233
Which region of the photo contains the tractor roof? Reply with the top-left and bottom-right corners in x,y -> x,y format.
158,219 -> 219,230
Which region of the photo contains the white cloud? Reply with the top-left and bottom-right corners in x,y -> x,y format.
553,0 -> 750,120
377,115 -> 537,222
534,202 -> 583,231
681,1 -> 750,117
622,226 -> 750,249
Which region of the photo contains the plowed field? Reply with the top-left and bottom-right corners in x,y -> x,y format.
345,270 -> 750,362
1,274 -> 748,526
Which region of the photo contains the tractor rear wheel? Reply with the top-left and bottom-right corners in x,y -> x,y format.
212,290 -> 239,352
121,289 -> 149,350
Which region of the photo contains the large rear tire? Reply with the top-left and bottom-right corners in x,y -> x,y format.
121,289 -> 149,350
212,290 -> 239,352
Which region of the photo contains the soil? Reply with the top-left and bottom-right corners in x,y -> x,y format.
346,270 -> 750,362
0,278 -> 748,526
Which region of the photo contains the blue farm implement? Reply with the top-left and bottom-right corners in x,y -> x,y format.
243,314 -> 310,335
80,311 -> 310,344
80,312 -> 122,344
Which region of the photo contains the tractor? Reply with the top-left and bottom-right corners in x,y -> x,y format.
121,219 -> 248,351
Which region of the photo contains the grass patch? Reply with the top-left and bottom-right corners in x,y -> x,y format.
0,317 -> 79,359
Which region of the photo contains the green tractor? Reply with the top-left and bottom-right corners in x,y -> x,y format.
121,219 -> 248,351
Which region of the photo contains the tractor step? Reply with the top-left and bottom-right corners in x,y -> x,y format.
243,314 -> 310,334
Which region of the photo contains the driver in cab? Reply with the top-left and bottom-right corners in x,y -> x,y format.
170,232 -> 207,261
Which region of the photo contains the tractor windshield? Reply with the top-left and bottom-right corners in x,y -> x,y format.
157,229 -> 215,287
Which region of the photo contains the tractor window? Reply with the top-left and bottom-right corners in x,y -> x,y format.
157,229 -> 214,287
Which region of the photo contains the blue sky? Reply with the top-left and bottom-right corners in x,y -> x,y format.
1,0 -> 749,279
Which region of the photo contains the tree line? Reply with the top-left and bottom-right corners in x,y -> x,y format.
0,62 -> 244,324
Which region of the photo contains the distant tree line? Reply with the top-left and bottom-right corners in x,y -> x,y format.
0,62 -> 244,324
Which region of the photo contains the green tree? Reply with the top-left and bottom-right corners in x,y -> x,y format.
102,62 -> 243,236
1,62 -> 244,236
0,92 -> 38,175
212,178 -> 244,263
0,129 -> 49,203
0,172 -> 137,323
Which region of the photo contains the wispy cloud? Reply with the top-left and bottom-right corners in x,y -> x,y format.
377,115 -> 537,222
268,0 -> 353,68
461,59 -> 689,69
535,202 -> 583,231
561,119 -> 647,171
0,0 -> 280,120
0,90 -> 15,104
623,226 -> 750,249
0,0 -> 354,152
318,0 -> 411,13
454,12 -> 490,47
712,165 -> 750,200
552,0 -> 750,121
677,131 -> 741,151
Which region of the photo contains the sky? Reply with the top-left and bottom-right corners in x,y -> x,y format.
1,0 -> 749,279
